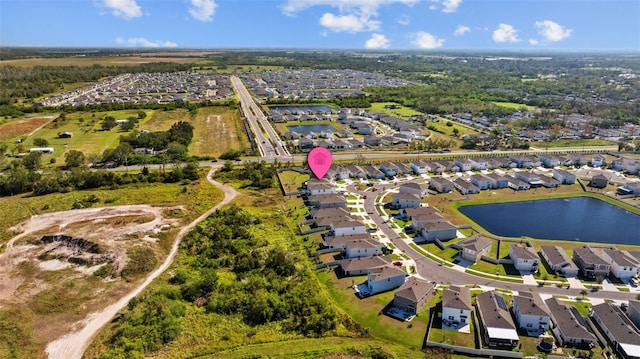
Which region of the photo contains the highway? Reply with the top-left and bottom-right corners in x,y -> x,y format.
230,76 -> 290,160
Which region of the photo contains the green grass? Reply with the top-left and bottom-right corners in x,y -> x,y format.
188,107 -> 249,157
531,138 -> 615,148
491,101 -> 538,111
369,102 -> 426,119
277,171 -> 310,193
559,299 -> 592,316
468,260 -> 522,279
316,270 -> 430,349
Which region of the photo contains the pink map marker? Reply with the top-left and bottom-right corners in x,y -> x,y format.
308,147 -> 332,180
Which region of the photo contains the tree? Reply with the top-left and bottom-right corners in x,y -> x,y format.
65,150 -> 86,168
120,117 -> 138,131
23,152 -> 43,171
452,127 -> 459,137
33,138 -> 49,147
101,116 -> 117,131
137,110 -> 147,119
166,142 -> 188,161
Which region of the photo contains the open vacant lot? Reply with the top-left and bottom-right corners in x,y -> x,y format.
189,107 -> 249,157
0,117 -> 53,141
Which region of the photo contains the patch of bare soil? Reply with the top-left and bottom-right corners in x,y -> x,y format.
0,205 -> 180,346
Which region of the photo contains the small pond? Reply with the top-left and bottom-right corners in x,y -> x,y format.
287,125 -> 335,133
458,197 -> 640,244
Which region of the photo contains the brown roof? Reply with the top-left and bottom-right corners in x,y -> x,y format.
402,206 -> 440,218
544,298 -> 596,342
591,302 -> 640,346
604,248 -> 640,267
459,235 -> 492,252
476,291 -> 517,330
442,286 -> 472,311
510,245 -> 539,260
338,255 -> 391,272
324,233 -> 371,247
540,246 -> 572,267
394,277 -> 436,302
513,292 -> 550,317
368,265 -> 406,282
574,247 -> 609,266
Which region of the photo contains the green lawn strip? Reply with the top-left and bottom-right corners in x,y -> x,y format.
369,102 -> 425,119
559,299 -> 593,316
209,337 -> 426,359
463,269 -> 524,284
530,138 -> 615,148
468,259 -> 523,280
491,101 -> 538,111
316,270 -> 429,349
410,243 -> 454,267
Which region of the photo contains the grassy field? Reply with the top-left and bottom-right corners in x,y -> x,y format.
531,138 -> 616,148
492,101 -> 538,111
277,171 -> 310,193
0,117 -> 53,141
188,107 -> 249,157
369,102 -> 425,119
10,110 -> 155,162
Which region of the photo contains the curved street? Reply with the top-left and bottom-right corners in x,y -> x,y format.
346,180 -> 638,302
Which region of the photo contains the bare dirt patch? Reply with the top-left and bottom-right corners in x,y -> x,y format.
0,117 -> 53,141
0,204 -> 183,348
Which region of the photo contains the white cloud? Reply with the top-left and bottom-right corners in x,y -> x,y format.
115,37 -> 178,48
442,0 -> 462,13
397,15 -> 410,25
535,20 -> 572,42
365,33 -> 390,49
99,0 -> 142,19
281,0 -> 417,33
492,23 -> 520,43
529,38 -> 539,45
454,25 -> 470,36
281,0 -> 419,16
319,13 -> 380,32
411,31 -> 445,49
189,0 -> 217,22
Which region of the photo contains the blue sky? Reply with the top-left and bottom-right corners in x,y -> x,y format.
1,0 -> 639,50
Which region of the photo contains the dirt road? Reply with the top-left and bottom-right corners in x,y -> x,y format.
45,165 -> 237,359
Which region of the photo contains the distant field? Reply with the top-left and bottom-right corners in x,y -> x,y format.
0,117 -> 53,141
0,56 -> 198,68
189,107 -> 249,157
531,138 -> 615,148
192,65 -> 285,72
370,102 -> 425,119
492,101 -> 538,111
18,110 -> 154,161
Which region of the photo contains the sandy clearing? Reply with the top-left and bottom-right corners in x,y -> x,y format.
45,164 -> 236,359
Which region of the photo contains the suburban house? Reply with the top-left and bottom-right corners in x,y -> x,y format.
601,248 -> 640,280
538,154 -> 563,168
419,221 -> 458,242
331,220 -> 367,236
380,162 -> 399,177
362,165 -> 386,179
429,177 -> 455,193
442,286 -> 472,326
306,180 -> 336,196
515,172 -> 544,187
470,174 -> 492,190
590,302 -> 640,359
410,160 -> 429,174
344,238 -> 382,259
509,245 -> 540,272
458,235 -> 492,263
511,292 -> 552,336
539,176 -> 561,188
322,233 -> 371,249
591,154 -> 606,168
485,173 -> 509,189
398,206 -> 440,220
505,175 -> 531,191
454,158 -> 475,172
29,147 -> 54,153
588,174 -> 609,188
573,246 -> 611,280
629,300 -> 640,329
475,291 -> 519,350
391,193 -> 421,209
411,212 -> 446,232
544,297 -> 596,348
393,277 -> 436,315
539,246 -> 579,277
346,165 -> 367,179
307,194 -> 347,209
617,183 -> 640,197
366,265 -> 406,295
553,168 -> 576,184
338,255 -> 391,276
453,178 -> 481,195
398,182 -> 429,198
509,155 -> 542,168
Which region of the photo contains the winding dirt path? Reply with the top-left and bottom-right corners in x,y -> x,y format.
45,165 -> 237,359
